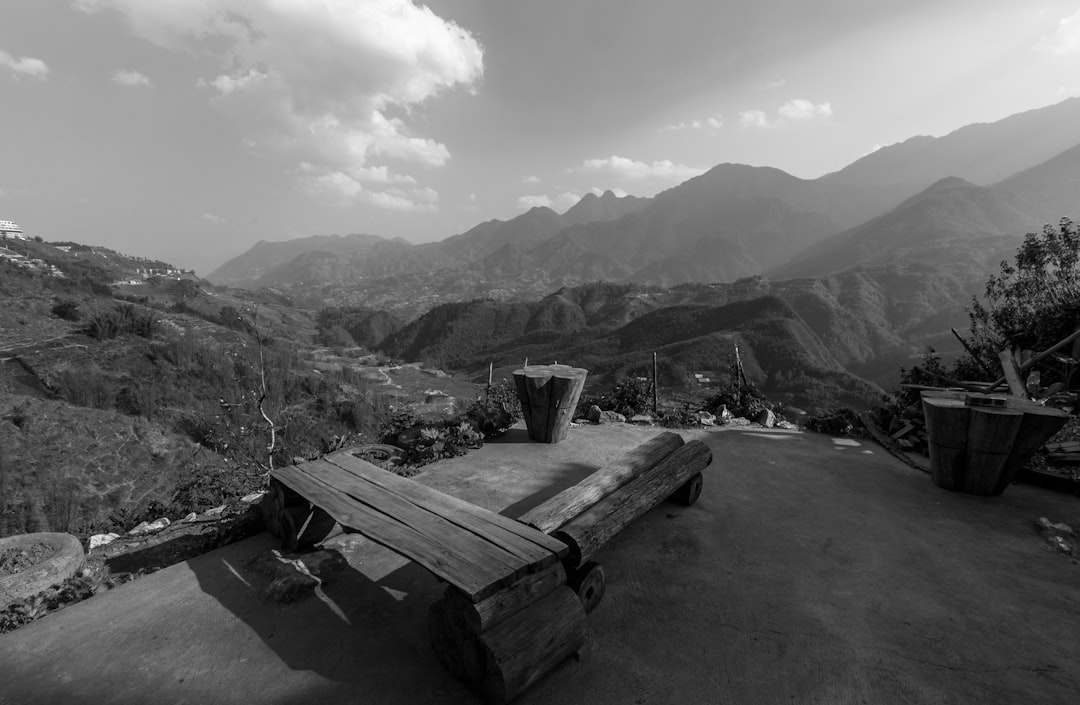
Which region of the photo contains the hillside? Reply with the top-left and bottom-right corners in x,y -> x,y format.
209,233 -> 397,287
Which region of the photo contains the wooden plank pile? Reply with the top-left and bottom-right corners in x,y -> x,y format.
265,431 -> 713,704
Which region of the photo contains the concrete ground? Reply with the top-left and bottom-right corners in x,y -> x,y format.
1,423 -> 1079,705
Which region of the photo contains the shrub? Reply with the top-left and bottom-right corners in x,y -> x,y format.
83,303 -> 158,340
51,299 -> 80,321
466,378 -> 522,437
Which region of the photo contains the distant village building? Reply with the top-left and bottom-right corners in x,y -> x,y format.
0,220 -> 27,240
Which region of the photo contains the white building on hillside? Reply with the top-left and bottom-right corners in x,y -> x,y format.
0,220 -> 27,240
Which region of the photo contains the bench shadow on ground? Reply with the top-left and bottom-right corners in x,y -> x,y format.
184,459 -> 597,703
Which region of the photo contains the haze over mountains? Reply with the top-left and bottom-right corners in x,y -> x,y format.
202,97 -> 1080,401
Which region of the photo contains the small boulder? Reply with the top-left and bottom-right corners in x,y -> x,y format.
756,408 -> 776,428
586,404 -> 603,424
599,410 -> 626,424
775,419 -> 797,430
88,533 -> 120,552
717,405 -> 735,424
728,417 -> 752,427
629,414 -> 654,426
697,411 -> 716,426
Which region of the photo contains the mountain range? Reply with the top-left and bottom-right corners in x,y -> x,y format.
205,96 -> 1080,401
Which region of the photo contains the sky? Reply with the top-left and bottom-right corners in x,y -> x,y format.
1,0 -> 1079,275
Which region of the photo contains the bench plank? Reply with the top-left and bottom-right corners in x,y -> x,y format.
273,465 -> 506,600
325,451 -> 569,560
301,459 -> 528,575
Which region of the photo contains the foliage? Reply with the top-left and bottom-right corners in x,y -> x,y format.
655,402 -> 699,428
0,563 -> 139,635
965,218 -> 1080,378
804,406 -> 859,435
51,299 -> 80,321
381,410 -> 484,473
466,378 -> 523,437
83,303 -> 158,340
609,377 -> 653,416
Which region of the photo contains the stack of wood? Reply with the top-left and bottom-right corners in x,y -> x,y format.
1046,440 -> 1080,467
428,431 -> 713,704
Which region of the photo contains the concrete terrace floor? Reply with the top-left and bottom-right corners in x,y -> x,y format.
1,423 -> 1079,705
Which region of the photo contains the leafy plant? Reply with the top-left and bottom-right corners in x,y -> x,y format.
466,378 -> 522,437
51,299 -> 80,321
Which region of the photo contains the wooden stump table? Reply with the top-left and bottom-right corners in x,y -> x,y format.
512,364 -> 587,443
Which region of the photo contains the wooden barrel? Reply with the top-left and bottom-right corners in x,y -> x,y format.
512,364 -> 588,443
921,395 -> 969,491
963,407 -> 1023,495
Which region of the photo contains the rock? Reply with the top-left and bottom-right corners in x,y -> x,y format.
697,411 -> 716,426
127,517 -> 170,536
756,409 -> 776,428
718,405 -> 735,424
1035,517 -> 1075,536
265,573 -> 321,603
775,419 -> 796,430
599,410 -> 626,424
1034,517 -> 1078,556
587,404 -> 603,424
88,533 -> 120,552
181,512 -> 198,523
728,417 -> 752,427
205,505 -> 227,516
629,414 -> 654,425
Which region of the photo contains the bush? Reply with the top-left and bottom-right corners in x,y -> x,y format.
83,303 -> 158,340
51,299 -> 80,321
466,378 -> 523,437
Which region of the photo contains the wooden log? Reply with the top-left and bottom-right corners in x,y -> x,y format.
552,441 -> 713,567
997,350 -> 1030,399
985,326 -> 1080,392
517,432 -> 685,533
475,586 -> 588,705
567,561 -> 606,614
442,562 -> 567,635
670,472 -> 703,507
921,395 -> 970,491
512,365 -> 588,443
964,407 -> 1023,495
428,598 -> 483,683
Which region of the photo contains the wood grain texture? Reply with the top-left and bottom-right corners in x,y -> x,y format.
512,364 -> 587,443
443,562 -> 567,635
517,431 -> 684,534
964,407 -> 1023,495
476,586 -> 588,705
324,451 -> 568,560
921,396 -> 969,491
553,441 -> 713,567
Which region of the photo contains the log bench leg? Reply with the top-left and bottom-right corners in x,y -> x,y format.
670,472 -> 703,507
567,560 -> 606,614
429,564 -> 587,705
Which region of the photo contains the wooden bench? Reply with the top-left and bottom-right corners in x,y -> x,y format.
264,432 -> 713,704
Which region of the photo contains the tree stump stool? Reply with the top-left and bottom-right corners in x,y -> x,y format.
512,364 -> 587,443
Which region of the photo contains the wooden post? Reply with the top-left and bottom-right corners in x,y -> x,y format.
997,350 -> 1030,399
652,352 -> 659,413
512,364 -> 588,443
518,432 -> 685,533
553,441 -> 713,567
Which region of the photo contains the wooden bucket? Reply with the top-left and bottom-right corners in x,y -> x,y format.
963,407 -> 1023,495
512,364 -> 588,443
921,395 -> 969,491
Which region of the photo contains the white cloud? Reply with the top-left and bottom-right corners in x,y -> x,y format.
739,110 -> 771,128
552,192 -> 581,212
777,98 -> 832,121
516,194 -> 552,210
740,99 -> 832,128
760,79 -> 787,89
78,0 -> 483,196
112,69 -> 152,87
579,156 -> 703,181
309,171 -> 438,211
201,212 -> 224,224
0,50 -> 49,79
521,175 -> 541,184
661,115 -> 722,132
590,186 -> 628,198
1046,9 -> 1080,55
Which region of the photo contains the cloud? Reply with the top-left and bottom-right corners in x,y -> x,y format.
590,186 -> 628,198
578,156 -> 703,181
660,115 -> 722,132
738,110 -> 772,128
0,49 -> 49,79
78,0 -> 483,196
516,194 -> 552,210
521,175 -> 542,184
111,69 -> 152,87
760,79 -> 787,89
740,99 -> 832,128
308,172 -> 438,211
777,98 -> 832,121
1046,9 -> 1080,55
200,212 -> 224,224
